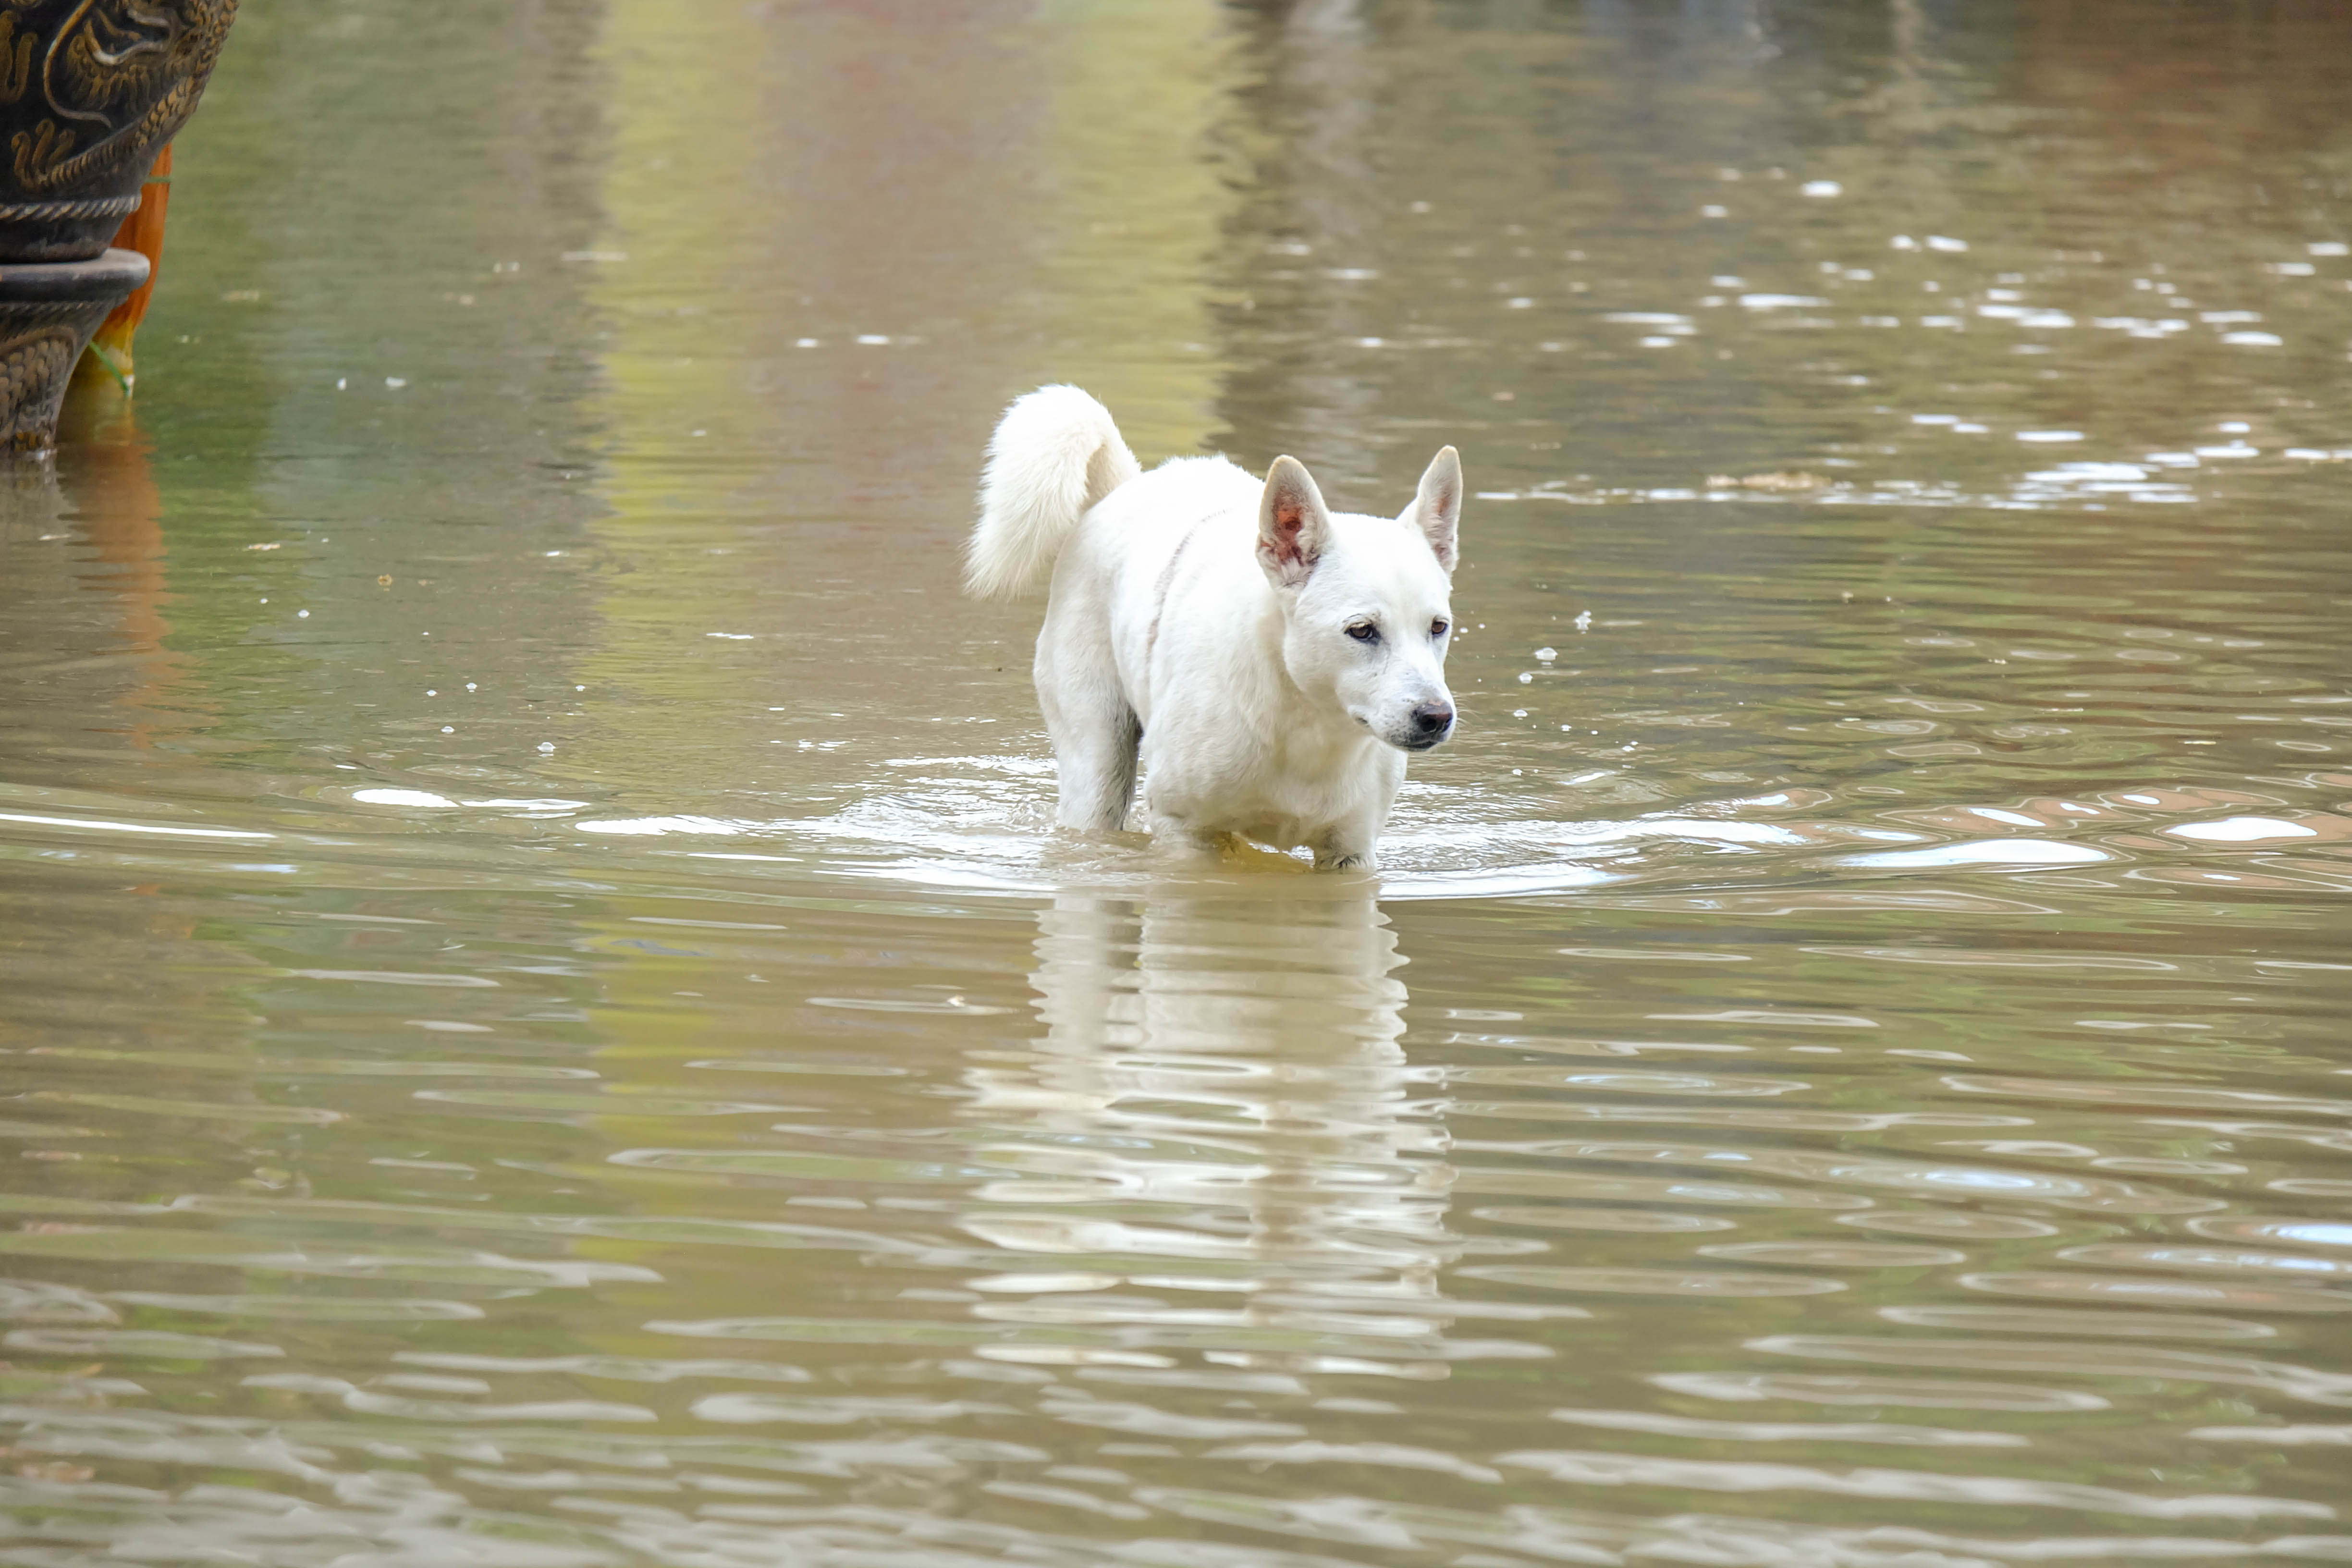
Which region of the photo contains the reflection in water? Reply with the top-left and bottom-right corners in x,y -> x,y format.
29,390 -> 204,760
60,390 -> 173,693
962,882 -> 1465,1376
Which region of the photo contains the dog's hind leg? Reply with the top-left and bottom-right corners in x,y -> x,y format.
1040,674 -> 1140,832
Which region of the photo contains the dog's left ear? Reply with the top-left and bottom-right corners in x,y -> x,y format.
1407,445 -> 1462,573
1258,455 -> 1331,589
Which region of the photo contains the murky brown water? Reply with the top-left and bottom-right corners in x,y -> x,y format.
3,2 -> 2351,1562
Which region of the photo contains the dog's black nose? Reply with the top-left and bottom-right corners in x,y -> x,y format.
1410,701 -> 1454,737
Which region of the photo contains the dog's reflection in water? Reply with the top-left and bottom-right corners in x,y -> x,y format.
958,881 -> 1462,1379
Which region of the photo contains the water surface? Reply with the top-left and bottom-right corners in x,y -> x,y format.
3,2 -> 2351,1562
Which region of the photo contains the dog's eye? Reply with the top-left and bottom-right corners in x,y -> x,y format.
1345,622 -> 1380,644
1430,620 -> 1450,638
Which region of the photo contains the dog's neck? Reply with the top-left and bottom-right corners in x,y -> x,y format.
1256,601 -> 1383,764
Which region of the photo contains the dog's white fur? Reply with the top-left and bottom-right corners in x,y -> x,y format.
967,385 -> 1462,870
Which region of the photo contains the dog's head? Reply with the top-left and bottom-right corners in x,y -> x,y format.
1256,447 -> 1463,752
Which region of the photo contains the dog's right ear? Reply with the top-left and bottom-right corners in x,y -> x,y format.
1257,456 -> 1331,589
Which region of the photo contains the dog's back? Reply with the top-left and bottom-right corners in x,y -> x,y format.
964,385 -> 1141,600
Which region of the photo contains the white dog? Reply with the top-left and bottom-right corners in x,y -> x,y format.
965,385 -> 1463,870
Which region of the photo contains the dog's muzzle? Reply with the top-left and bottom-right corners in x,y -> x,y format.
1399,700 -> 1455,750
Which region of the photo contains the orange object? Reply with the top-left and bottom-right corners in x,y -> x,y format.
82,144 -> 173,392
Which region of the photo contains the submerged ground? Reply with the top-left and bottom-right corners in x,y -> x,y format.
1,2 -> 2350,1563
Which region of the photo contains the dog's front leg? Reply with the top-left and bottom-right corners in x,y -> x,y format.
1310,821 -> 1381,873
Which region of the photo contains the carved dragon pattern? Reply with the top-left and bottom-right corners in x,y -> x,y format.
8,0 -> 235,194
0,15 -> 34,105
0,323 -> 80,448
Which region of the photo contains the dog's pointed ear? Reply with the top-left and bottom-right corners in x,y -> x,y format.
1408,445 -> 1462,573
1258,455 -> 1331,589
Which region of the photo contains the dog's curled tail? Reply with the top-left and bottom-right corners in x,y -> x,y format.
965,384 -> 1141,600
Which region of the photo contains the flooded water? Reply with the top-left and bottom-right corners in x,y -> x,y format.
4,1 -> 2352,1561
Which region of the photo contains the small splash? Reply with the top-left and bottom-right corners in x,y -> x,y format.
1841,839 -> 2108,869
576,815 -> 748,836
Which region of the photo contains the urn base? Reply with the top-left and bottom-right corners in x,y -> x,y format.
0,248 -> 151,453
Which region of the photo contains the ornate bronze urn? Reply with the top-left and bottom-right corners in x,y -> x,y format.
0,0 -> 236,450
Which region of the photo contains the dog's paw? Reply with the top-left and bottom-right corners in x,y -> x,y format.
1314,851 -> 1379,873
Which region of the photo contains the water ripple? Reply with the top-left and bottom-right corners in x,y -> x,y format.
1497,1447 -> 2332,1519
1749,1335 -> 2352,1405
